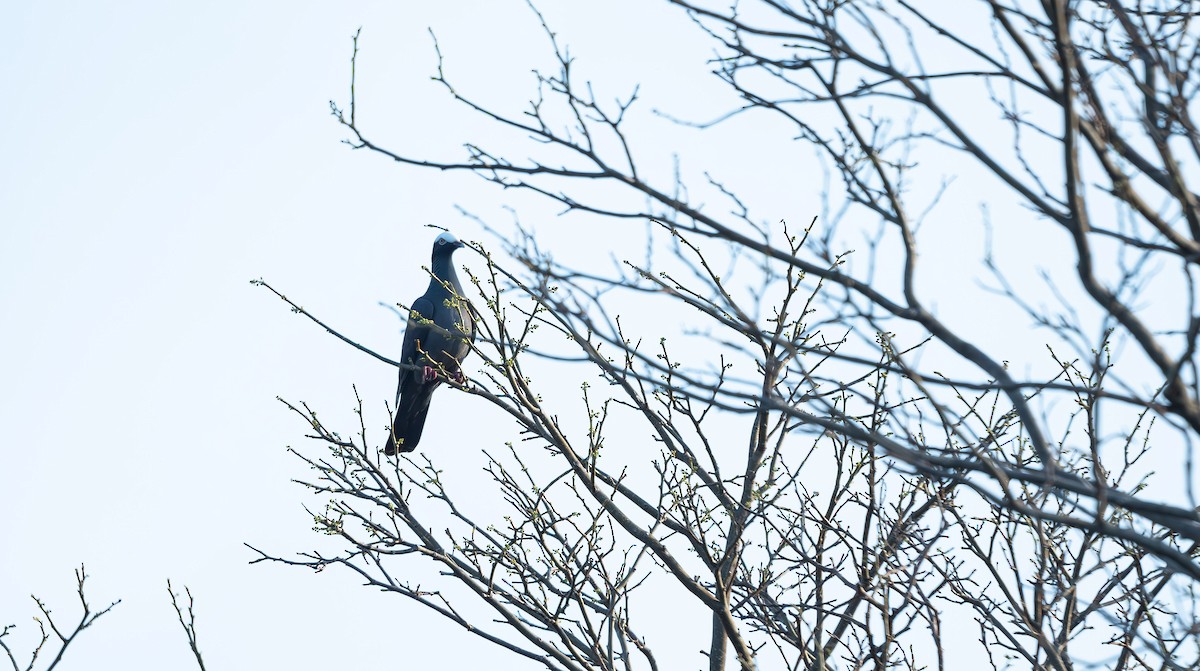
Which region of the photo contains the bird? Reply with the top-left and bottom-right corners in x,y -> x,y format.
384,231 -> 475,455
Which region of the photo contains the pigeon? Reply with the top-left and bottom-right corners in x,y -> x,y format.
384,232 -> 475,455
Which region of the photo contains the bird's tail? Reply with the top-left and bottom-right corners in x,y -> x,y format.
384,386 -> 435,455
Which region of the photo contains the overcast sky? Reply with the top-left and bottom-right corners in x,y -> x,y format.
4,2 -> 1187,669
0,3 -> 732,668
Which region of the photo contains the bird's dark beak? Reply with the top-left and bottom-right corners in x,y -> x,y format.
452,240 -> 466,250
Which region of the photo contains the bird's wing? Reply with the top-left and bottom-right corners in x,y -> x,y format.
451,277 -> 476,347
425,284 -> 474,370
396,295 -> 437,398
438,275 -> 475,359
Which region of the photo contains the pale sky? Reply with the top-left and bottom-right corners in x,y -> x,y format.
0,3 -> 729,667
2,2 -> 1188,669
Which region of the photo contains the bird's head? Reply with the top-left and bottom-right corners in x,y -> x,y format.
432,231 -> 465,256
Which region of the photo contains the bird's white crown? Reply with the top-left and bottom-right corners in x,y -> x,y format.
434,231 -> 460,246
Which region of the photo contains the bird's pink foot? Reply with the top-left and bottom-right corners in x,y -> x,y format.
451,371 -> 466,385
422,365 -> 438,383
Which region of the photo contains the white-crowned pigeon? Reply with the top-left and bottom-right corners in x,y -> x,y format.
384,232 -> 475,454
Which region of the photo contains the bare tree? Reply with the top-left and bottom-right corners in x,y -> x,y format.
167,581 -> 207,671
0,567 -> 119,671
0,571 -> 208,671
257,2 -> 1200,669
